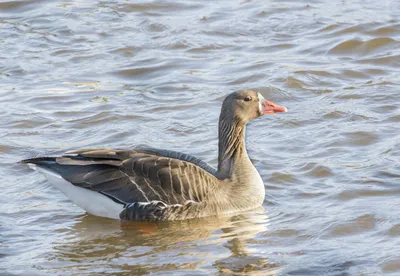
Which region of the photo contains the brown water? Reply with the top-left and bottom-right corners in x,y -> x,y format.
1,0 -> 399,275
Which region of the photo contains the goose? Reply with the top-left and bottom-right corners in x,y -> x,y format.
22,90 -> 287,221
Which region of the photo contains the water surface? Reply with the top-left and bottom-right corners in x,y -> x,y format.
1,0 -> 399,275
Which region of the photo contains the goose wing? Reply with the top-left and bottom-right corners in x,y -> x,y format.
27,148 -> 219,207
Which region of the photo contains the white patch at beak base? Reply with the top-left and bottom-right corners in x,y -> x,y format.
257,92 -> 265,114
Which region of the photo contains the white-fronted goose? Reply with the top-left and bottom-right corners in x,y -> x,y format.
22,90 -> 287,221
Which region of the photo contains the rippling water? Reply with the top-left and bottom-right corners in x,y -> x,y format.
1,0 -> 399,275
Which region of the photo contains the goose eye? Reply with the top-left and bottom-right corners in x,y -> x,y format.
244,96 -> 252,102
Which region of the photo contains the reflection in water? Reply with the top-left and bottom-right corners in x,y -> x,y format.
214,238 -> 279,276
50,208 -> 276,275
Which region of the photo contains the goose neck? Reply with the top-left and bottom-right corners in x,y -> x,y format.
217,115 -> 248,179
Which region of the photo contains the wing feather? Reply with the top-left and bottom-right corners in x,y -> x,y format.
48,148 -> 218,206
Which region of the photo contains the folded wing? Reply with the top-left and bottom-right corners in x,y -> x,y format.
50,148 -> 218,206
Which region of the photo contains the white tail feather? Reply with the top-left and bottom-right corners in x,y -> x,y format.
30,164 -> 124,220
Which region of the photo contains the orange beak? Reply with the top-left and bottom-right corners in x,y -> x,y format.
262,100 -> 288,114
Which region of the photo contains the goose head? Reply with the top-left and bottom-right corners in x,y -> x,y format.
221,90 -> 287,124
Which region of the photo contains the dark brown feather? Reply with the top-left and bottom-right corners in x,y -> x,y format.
27,148 -> 219,208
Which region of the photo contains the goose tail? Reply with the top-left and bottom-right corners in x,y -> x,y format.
22,157 -> 124,220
